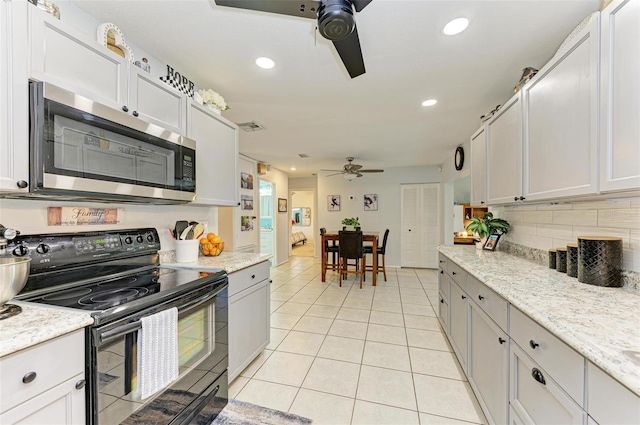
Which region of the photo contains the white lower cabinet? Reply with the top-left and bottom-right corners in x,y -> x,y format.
468,301 -> 509,425
510,343 -> 585,425
449,279 -> 468,371
587,361 -> 640,425
228,261 -> 271,382
0,330 -> 86,424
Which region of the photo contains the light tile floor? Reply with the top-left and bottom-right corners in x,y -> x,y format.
229,256 -> 487,425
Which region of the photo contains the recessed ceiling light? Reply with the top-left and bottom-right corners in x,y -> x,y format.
256,57 -> 275,69
422,99 -> 438,107
443,18 -> 469,36
290,167 -> 296,171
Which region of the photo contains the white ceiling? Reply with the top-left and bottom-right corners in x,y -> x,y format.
72,0 -> 600,177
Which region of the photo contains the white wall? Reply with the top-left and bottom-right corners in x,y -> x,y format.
495,199 -> 640,272
0,199 -> 217,252
289,177 -> 318,190
259,167 -> 289,266
317,166 -> 441,268
291,190 -> 315,244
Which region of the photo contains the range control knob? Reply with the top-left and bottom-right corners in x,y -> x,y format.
124,236 -> 133,244
13,244 -> 28,256
36,243 -> 50,254
147,234 -> 154,242
136,235 -> 144,243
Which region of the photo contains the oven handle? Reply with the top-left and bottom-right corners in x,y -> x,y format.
99,285 -> 223,344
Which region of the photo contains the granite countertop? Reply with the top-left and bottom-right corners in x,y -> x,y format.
438,245 -> 640,397
0,302 -> 93,358
161,251 -> 272,273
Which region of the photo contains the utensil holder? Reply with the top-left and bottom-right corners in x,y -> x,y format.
548,249 -> 557,269
556,247 -> 567,273
567,244 -> 578,278
175,239 -> 200,263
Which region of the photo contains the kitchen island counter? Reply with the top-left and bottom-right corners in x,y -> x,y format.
438,245 -> 640,397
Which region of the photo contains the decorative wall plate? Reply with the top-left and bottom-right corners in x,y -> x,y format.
97,23 -> 134,63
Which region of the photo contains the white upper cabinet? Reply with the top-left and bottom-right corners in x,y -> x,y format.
486,93 -> 523,205
29,6 -> 128,111
187,102 -> 239,206
523,13 -> 600,202
128,67 -> 187,135
1,1 -> 29,192
470,126 -> 487,207
599,0 -> 640,193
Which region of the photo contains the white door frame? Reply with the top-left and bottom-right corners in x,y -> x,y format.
259,178 -> 277,262
289,188 -> 317,257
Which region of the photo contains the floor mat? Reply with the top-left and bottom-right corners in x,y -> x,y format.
212,398 -> 312,425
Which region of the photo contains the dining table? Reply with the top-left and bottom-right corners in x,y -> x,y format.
321,230 -> 379,286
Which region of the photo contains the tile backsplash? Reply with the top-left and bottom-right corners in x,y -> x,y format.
493,199 -> 640,272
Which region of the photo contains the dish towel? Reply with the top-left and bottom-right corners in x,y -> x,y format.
137,307 -> 179,400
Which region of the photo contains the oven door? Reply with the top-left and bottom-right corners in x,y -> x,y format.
89,284 -> 228,425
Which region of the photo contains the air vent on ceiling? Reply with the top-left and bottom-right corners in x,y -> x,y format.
237,121 -> 266,132
298,154 -> 309,158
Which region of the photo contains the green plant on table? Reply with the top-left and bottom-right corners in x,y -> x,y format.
341,217 -> 361,227
465,212 -> 510,239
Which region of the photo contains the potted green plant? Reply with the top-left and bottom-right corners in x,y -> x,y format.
465,212 -> 511,249
341,217 -> 361,231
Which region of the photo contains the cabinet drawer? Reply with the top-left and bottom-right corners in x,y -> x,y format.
448,261 -> 467,291
510,344 -> 585,425
510,307 -> 585,406
227,260 -> 270,297
467,275 -> 508,332
0,330 -> 84,412
438,253 -> 448,274
587,361 -> 640,425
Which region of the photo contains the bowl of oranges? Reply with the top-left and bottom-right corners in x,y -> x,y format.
200,232 -> 224,256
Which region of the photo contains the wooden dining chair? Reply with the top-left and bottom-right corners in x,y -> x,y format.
338,230 -> 366,288
364,229 -> 389,282
320,227 -> 339,275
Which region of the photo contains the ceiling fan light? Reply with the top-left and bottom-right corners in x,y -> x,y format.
344,173 -> 357,181
255,57 -> 275,69
443,18 -> 469,36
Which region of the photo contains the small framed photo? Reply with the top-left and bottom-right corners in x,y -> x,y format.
278,198 -> 287,213
363,194 -> 378,211
483,234 -> 501,251
328,195 -> 340,211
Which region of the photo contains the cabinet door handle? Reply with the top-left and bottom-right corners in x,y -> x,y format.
514,196 -> 519,201
480,201 -> 485,205
75,379 -> 86,390
461,295 -> 466,299
440,298 -> 444,304
478,295 -> 485,300
439,260 -> 444,263
269,280 -> 272,283
452,271 -> 457,275
22,372 -> 37,384
122,106 -> 129,112
16,180 -> 28,189
529,340 -> 539,349
498,337 -> 506,344
251,274 -> 256,279
440,270 -> 444,275
132,111 -> 139,117
531,368 -> 546,385
519,196 -> 526,201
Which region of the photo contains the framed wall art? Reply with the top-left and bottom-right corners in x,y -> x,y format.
328,195 -> 340,211
363,194 -> 378,211
278,198 -> 288,212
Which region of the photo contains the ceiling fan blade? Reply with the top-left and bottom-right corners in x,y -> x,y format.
332,25 -> 366,78
320,169 -> 345,172
359,169 -> 384,173
352,0 -> 372,12
356,172 -> 363,177
214,0 -> 320,19
325,172 -> 345,177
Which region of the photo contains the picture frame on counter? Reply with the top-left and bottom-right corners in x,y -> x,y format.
483,234 -> 501,251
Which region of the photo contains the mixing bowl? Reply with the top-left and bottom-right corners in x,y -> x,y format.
0,257 -> 31,307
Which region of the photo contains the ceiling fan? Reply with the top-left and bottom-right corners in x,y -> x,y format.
213,0 -> 373,78
322,157 -> 384,180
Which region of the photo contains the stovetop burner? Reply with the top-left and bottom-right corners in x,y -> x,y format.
78,287 -> 149,309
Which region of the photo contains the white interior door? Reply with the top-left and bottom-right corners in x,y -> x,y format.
401,183 -> 440,268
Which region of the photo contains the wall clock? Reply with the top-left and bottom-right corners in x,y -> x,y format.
455,146 -> 464,171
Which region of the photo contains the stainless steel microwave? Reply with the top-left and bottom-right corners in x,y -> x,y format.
26,81 -> 196,203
